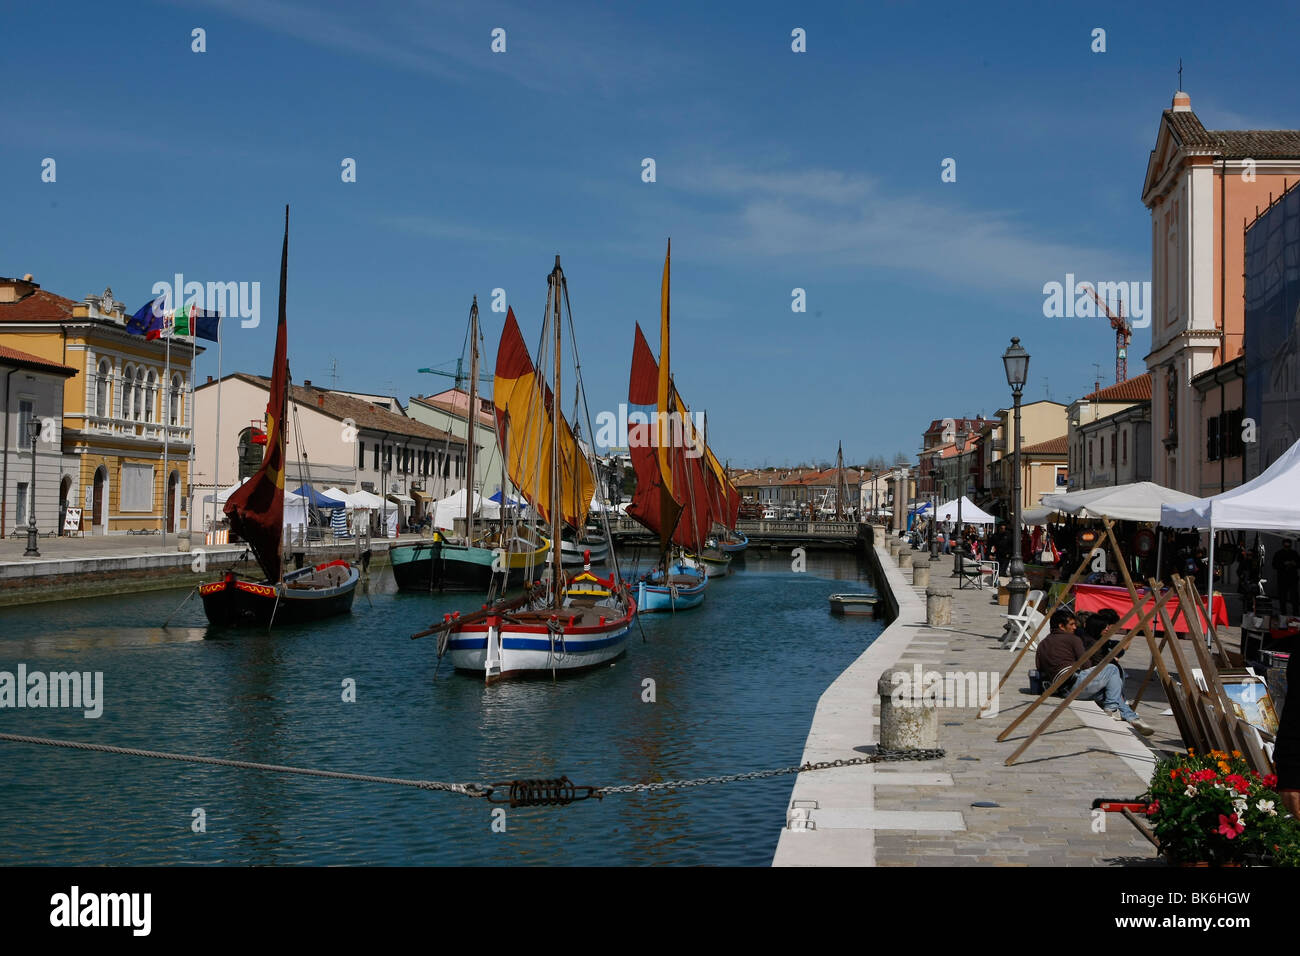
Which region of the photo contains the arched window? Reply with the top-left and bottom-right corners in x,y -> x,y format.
145,370 -> 157,423
169,374 -> 182,426
133,368 -> 146,422
122,364 -> 135,420
95,359 -> 111,417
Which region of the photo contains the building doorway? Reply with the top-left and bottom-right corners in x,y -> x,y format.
166,469 -> 179,534
93,465 -> 107,534
58,474 -> 72,535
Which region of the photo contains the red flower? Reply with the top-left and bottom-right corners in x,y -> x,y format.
1147,800 -> 1160,817
1217,813 -> 1245,839
1225,774 -> 1251,794
1264,774 -> 1279,788
1192,769 -> 1217,783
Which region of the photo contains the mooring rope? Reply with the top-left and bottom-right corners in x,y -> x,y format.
0,732 -> 945,807
0,732 -> 490,797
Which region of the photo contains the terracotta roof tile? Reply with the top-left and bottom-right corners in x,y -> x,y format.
1020,434 -> 1068,456
0,344 -> 78,376
1083,372 -> 1152,403
1165,109 -> 1300,158
0,288 -> 81,323
225,373 -> 463,444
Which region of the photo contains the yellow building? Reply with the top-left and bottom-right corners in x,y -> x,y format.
0,276 -> 201,535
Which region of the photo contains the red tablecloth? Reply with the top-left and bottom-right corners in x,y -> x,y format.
1072,583 -> 1228,633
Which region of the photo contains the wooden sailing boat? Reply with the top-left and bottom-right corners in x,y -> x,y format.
626,240 -> 710,611
200,207 -> 360,627
414,257 -> 634,681
390,297 -> 548,592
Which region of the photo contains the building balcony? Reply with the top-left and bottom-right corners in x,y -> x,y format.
81,415 -> 192,446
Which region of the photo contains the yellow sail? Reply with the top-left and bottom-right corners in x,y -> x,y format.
494,306 -> 595,527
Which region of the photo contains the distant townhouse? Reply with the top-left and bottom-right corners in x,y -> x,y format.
0,344 -> 79,537
1066,374 -> 1153,490
193,374 -> 464,531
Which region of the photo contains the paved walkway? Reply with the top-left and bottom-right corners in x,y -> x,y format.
773,538 -> 1193,866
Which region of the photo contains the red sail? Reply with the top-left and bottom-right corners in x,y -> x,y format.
625,323 -> 715,552
226,207 -> 289,583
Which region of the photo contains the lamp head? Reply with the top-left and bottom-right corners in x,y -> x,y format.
1003,336 -> 1030,393
26,415 -> 41,444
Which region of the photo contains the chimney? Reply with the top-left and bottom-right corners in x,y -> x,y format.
317,395 -> 325,408
1172,90 -> 1191,112
207,375 -> 213,384
303,379 -> 312,388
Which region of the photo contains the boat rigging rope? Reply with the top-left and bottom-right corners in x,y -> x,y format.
0,732 -> 943,807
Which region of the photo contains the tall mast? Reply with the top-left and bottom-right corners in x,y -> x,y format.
836,440 -> 845,521
465,296 -> 478,541
550,257 -> 563,606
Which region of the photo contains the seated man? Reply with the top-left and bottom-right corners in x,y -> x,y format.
1034,608 -> 1155,736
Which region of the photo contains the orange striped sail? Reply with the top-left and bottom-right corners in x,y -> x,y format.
493,306 -> 594,528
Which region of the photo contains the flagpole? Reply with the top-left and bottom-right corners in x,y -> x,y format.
211,318 -> 222,544
163,326 -> 170,547
187,335 -> 197,540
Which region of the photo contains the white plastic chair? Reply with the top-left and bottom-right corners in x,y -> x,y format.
1002,605 -> 1046,653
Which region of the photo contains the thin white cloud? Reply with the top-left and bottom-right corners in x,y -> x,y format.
673,164 -> 1142,293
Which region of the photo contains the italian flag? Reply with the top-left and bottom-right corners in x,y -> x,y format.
172,304 -> 194,336
147,305 -> 191,340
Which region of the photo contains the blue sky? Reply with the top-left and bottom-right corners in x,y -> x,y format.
4,0 -> 1297,467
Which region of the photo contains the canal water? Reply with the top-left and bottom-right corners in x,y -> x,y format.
0,549 -> 882,865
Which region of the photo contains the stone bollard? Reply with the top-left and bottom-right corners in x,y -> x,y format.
897,548 -> 912,570
878,665 -> 939,752
176,530 -> 191,553
887,536 -> 902,557
912,557 -> 930,588
926,583 -> 952,626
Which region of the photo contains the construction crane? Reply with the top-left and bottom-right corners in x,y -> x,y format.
416,359 -> 492,390
1081,285 -> 1132,383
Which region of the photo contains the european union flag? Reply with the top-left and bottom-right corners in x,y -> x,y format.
126,296 -> 167,337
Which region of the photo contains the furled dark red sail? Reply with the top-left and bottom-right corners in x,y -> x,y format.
225,207 -> 290,583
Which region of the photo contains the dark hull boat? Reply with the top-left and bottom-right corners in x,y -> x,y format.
201,561 -> 359,627
200,207 -> 359,629
390,533 -> 548,592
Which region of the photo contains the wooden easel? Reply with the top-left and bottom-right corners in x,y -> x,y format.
1000,518 -> 1175,765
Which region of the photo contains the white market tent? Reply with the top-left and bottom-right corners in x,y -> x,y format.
202,477 -> 249,504
347,489 -> 387,510
432,489 -> 484,528
1042,481 -> 1201,523
933,496 -> 996,525
1162,437 -> 1300,614
1021,507 -> 1057,526
1162,437 -> 1300,533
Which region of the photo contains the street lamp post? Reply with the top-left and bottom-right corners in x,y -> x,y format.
24,415 -> 41,557
953,423 -> 967,577
928,468 -> 940,560
1003,337 -> 1031,623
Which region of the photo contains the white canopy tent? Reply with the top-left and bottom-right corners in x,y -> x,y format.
202,477 -> 249,505
1042,482 -> 1201,523
1162,437 -> 1300,619
933,496 -> 996,526
347,489 -> 387,510
431,489 -> 484,529
1021,506 -> 1057,526
202,479 -> 309,530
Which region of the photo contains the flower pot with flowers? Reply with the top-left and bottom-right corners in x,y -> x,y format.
1146,749 -> 1300,866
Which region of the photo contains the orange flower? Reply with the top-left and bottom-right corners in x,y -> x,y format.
1218,761 -> 1231,774
1232,750 -> 1242,758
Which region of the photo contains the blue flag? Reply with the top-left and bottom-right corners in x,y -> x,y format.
126,296 -> 167,337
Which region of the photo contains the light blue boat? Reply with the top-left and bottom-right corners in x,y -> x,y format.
635,560 -> 708,613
